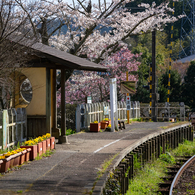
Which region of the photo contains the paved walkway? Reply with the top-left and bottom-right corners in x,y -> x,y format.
0,122 -> 187,195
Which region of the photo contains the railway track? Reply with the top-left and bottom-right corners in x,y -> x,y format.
158,155 -> 195,195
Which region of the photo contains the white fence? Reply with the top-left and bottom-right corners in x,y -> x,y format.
76,101 -> 140,132
0,108 -> 27,150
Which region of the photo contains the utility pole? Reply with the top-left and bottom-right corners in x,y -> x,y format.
152,30 -> 157,122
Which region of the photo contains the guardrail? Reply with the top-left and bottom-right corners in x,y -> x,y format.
0,108 -> 27,150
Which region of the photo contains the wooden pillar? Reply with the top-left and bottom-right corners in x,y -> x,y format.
51,69 -> 59,138
58,69 -> 69,144
46,68 -> 51,134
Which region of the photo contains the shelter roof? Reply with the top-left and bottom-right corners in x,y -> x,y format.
11,37 -> 107,72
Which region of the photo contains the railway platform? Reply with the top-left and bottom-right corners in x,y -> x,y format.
0,122 -> 190,195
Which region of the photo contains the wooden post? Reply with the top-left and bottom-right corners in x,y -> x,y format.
58,69 -> 69,144
51,69 -> 59,138
46,68 -> 51,134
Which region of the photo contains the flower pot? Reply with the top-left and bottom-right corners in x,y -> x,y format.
50,137 -> 55,150
25,148 -> 31,162
9,156 -> 15,168
42,140 -> 46,154
13,153 -> 22,166
19,150 -> 27,165
0,160 -> 3,172
21,145 -> 37,161
0,156 -> 12,173
105,120 -> 111,125
100,121 -> 108,129
46,139 -> 51,150
37,142 -> 43,156
90,123 -> 100,132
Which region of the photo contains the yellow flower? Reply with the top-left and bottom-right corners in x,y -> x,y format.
0,156 -> 5,159
46,133 -> 51,138
107,124 -> 111,128
93,121 -> 98,123
42,135 -> 47,140
104,118 -> 109,121
4,152 -> 11,157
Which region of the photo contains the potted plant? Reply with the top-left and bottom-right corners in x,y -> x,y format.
36,137 -> 43,156
45,133 -> 51,150
25,148 -> 32,162
41,135 -> 47,154
103,118 -> 111,125
100,121 -> 108,129
90,121 -> 101,132
0,154 -> 11,173
19,148 -> 27,165
21,140 -> 38,160
45,133 -> 55,150
105,124 -> 111,132
13,149 -> 22,166
0,159 -> 3,172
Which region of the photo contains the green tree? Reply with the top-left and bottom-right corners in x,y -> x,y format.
131,45 -> 150,102
158,70 -> 182,103
182,61 -> 195,108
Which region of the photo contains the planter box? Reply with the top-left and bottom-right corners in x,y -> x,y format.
90,123 -> 101,132
42,140 -> 46,154
105,120 -> 111,125
37,142 -> 43,156
13,153 -> 22,166
0,156 -> 11,173
19,150 -> 27,165
21,145 -> 37,161
25,148 -> 31,162
0,160 -> 3,172
10,156 -> 15,168
100,121 -> 108,129
46,139 -> 51,150
50,137 -> 55,150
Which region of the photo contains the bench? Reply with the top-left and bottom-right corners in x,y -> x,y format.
118,120 -> 125,130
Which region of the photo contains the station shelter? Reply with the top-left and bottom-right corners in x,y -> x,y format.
11,40 -> 107,143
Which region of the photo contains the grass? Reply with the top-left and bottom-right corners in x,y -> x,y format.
84,153 -> 119,195
125,140 -> 195,195
35,149 -> 55,160
66,128 -> 76,136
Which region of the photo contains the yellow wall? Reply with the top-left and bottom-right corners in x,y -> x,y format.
21,68 -> 46,115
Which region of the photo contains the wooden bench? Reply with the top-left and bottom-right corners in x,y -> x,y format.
118,120 -> 125,130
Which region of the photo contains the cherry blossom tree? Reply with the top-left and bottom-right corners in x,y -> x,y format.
57,47 -> 140,105
14,0 -> 183,106
15,0 -> 181,79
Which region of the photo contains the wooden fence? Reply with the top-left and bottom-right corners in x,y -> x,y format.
0,108 -> 27,150
76,101 -> 140,132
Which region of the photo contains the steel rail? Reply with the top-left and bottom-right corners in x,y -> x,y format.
169,155 -> 195,195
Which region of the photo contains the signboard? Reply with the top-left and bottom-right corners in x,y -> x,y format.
103,106 -> 109,115
126,96 -> 131,110
86,96 -> 92,104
